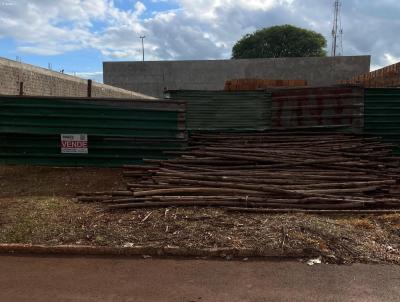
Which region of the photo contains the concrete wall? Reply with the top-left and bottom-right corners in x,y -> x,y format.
0,57 -> 153,99
103,56 -> 371,98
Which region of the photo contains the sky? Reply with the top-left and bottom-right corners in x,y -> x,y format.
0,0 -> 400,82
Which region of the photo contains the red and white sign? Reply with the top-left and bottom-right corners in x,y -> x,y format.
61,134 -> 88,154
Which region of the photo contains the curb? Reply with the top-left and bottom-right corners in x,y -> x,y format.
0,244 -> 317,259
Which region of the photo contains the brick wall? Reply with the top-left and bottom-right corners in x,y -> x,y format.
341,61 -> 400,87
0,57 -> 154,99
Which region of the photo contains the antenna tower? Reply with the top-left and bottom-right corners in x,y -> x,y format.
331,0 -> 343,56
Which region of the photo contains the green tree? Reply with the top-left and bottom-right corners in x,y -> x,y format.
232,25 -> 327,59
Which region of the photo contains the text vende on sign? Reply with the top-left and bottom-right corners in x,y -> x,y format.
61,134 -> 88,154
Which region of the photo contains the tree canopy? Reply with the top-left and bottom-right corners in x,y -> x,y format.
232,25 -> 327,59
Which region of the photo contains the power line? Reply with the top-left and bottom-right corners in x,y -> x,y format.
331,0 -> 343,56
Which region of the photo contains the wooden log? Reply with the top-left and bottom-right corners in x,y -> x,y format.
293,186 -> 381,194
108,200 -> 366,210
191,150 -> 286,164
167,158 -> 252,166
108,200 -> 259,209
123,165 -> 158,170
187,170 -> 379,181
112,191 -> 134,196
166,179 -> 308,198
160,162 -> 218,172
154,172 -> 320,185
224,208 -> 400,214
127,184 -> 173,190
132,187 -> 268,198
155,171 -> 394,189
149,195 -> 267,202
147,196 -> 312,204
280,180 -> 396,190
102,197 -> 153,203
78,132 -> 400,212
107,196 -> 276,205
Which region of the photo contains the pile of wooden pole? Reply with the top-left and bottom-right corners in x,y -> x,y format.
78,132 -> 400,213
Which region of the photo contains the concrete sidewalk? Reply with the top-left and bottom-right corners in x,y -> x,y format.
0,255 -> 399,302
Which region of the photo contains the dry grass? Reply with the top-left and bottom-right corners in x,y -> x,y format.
0,165 -> 399,264
341,218 -> 376,230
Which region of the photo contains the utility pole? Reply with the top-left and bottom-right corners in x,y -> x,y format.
140,36 -> 146,61
331,0 -> 343,56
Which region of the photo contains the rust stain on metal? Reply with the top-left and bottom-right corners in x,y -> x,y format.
271,87 -> 363,132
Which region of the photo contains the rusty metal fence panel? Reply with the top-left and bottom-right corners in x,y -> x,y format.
270,87 -> 364,132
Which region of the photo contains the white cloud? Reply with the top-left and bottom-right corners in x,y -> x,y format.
371,53 -> 400,70
1,0 -> 400,69
134,1 -> 146,16
383,53 -> 400,66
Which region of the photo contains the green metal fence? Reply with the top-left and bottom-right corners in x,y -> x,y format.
165,90 -> 272,131
6,88 -> 400,166
364,88 -> 400,153
0,96 -> 187,167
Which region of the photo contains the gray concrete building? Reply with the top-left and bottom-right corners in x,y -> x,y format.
103,56 -> 371,98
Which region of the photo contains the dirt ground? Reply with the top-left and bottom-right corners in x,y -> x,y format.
0,165 -> 399,264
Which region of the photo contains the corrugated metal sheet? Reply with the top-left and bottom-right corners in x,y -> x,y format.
364,88 -> 400,151
271,87 -> 364,132
165,90 -> 271,131
0,96 -> 187,167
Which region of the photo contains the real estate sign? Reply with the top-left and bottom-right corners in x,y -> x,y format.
61,134 -> 88,154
